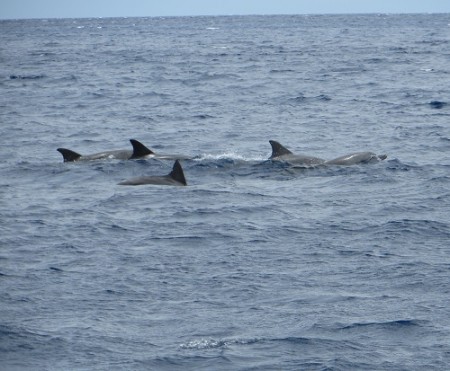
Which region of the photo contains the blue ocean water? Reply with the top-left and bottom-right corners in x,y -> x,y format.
1,13 -> 450,370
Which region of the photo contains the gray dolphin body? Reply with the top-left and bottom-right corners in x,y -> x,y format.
269,140 -> 387,166
57,139 -> 191,162
118,160 -> 187,186
269,140 -> 325,166
325,152 -> 387,165
57,139 -> 153,162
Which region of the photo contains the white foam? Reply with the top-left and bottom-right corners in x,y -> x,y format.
180,338 -> 222,349
196,152 -> 265,162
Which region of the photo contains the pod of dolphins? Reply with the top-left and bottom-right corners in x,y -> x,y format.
57,139 -> 387,186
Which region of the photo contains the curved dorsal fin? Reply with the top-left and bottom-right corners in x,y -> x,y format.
269,140 -> 293,158
57,148 -> 82,162
129,139 -> 154,159
169,160 -> 187,186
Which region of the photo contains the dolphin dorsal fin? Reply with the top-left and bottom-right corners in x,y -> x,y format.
57,148 -> 82,162
269,140 -> 293,158
169,160 -> 187,186
129,139 -> 154,159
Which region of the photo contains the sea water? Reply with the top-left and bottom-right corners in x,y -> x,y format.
1,14 -> 450,370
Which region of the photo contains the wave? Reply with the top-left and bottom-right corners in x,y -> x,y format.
429,100 -> 448,109
191,114 -> 215,120
140,354 -> 232,370
179,334 -> 354,350
383,219 -> 450,238
9,74 -> 46,80
340,319 -> 428,331
176,335 -> 372,370
179,336 -> 308,351
180,338 -> 254,350
0,324 -> 52,351
280,93 -> 332,105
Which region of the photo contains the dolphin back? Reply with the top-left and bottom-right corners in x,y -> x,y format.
326,152 -> 387,165
118,160 -> 187,186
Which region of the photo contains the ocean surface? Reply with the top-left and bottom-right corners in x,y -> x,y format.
1,13 -> 450,370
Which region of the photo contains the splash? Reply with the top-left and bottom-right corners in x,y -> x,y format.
195,152 -> 266,162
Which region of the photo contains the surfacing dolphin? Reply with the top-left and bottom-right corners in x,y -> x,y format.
118,160 -> 187,186
57,139 -> 191,162
269,140 -> 387,166
269,140 -> 325,166
57,139 -> 154,162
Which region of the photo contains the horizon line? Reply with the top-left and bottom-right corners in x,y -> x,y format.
1,11 -> 449,21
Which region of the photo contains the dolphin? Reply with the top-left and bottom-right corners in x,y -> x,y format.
57,139 -> 154,162
118,160 -> 187,186
325,152 -> 387,165
269,140 -> 325,166
269,140 -> 387,166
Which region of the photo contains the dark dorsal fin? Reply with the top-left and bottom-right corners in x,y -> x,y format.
57,148 -> 82,162
169,160 -> 187,186
269,140 -> 293,158
129,139 -> 154,159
